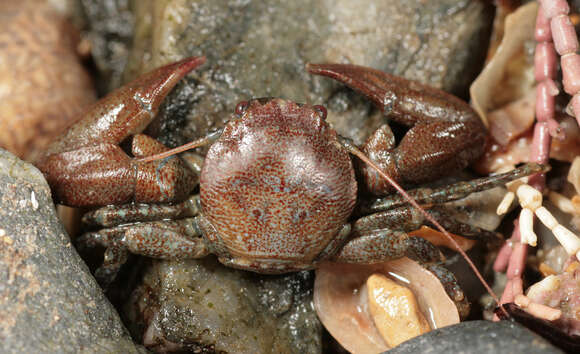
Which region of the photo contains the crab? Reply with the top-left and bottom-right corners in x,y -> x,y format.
35,56 -> 543,316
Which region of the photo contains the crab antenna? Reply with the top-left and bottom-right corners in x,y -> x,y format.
137,128 -> 224,162
339,136 -> 508,318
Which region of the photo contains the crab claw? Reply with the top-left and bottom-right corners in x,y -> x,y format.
42,56 -> 206,156
36,57 -> 205,206
307,63 -> 486,195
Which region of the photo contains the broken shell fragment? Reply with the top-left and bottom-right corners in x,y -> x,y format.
470,2 -> 538,128
568,156 -> 580,194
314,258 -> 460,353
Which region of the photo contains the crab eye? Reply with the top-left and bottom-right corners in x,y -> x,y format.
235,101 -> 249,117
313,105 -> 327,120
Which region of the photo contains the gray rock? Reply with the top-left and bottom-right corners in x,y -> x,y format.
0,149 -> 143,354
112,0 -> 493,148
125,257 -> 321,353
80,0 -> 134,94
387,320 -> 563,354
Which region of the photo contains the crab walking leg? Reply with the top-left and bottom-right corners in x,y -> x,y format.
361,163 -> 547,215
307,63 -> 486,195
78,217 -> 209,285
97,248 -> 129,288
82,195 -> 201,227
35,57 -> 206,207
354,207 -> 502,246
333,230 -> 442,266
332,229 -> 469,317
342,137 -> 505,313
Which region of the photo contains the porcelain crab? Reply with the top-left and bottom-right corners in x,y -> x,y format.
35,56 -> 543,316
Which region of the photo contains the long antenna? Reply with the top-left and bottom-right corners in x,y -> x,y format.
340,137 -> 509,318
137,128 -> 223,162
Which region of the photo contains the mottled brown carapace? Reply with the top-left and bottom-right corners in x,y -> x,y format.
200,99 -> 357,270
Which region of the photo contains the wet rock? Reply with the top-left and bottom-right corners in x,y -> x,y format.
80,0 -> 134,94
0,149 -> 143,353
387,320 -> 562,354
112,0 -> 493,148
125,257 -> 321,353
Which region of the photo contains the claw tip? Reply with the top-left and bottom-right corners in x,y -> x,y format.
305,62 -> 323,75
179,55 -> 207,72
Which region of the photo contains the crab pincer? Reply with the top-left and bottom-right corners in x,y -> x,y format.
306,63 -> 487,196
35,57 -> 206,207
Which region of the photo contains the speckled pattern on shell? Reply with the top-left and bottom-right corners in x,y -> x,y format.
200,99 -> 357,266
133,134 -> 197,204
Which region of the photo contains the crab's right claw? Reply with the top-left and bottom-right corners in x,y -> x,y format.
42,56 -> 206,156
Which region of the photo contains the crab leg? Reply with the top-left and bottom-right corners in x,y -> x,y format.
35,57 -> 205,206
78,217 -> 209,286
360,163 -> 547,214
307,63 -> 487,195
333,229 -> 443,265
83,194 -> 201,227
354,207 -> 501,246
332,228 -> 469,317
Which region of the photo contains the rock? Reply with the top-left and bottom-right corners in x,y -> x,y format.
0,0 -> 96,161
85,0 -> 494,148
80,0 -> 134,94
124,257 -> 322,353
0,149 -> 143,353
387,320 -> 563,354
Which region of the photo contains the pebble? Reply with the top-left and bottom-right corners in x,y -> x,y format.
125,257 -> 321,353
0,149 -> 144,353
387,320 -> 563,354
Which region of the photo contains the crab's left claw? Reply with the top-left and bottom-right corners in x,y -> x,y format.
307,63 -> 487,195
